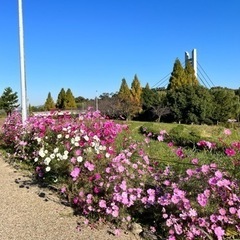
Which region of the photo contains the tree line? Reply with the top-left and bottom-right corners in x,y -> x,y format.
1,58 -> 240,124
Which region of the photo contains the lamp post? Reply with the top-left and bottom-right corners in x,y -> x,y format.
18,0 -> 27,123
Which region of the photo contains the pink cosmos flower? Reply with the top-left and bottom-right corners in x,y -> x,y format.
219,208 -> 226,215
214,226 -> 225,240
157,135 -> 164,142
70,167 -> 80,181
145,137 -> 150,144
197,193 -> 208,207
84,161 -> 95,171
191,158 -> 198,164
215,170 -> 223,179
99,199 -> 107,208
224,129 -> 232,135
176,148 -> 184,158
114,229 -> 121,236
229,207 -> 236,214
174,223 -> 183,235
225,148 -> 236,157
71,157 -> 76,164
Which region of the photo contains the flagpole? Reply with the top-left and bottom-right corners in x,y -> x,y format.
18,0 -> 27,123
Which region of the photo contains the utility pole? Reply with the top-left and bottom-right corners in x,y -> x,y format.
18,0 -> 28,123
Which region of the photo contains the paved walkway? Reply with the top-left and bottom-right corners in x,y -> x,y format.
0,156 -> 139,240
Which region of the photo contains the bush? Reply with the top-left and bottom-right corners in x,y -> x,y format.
169,125 -> 201,147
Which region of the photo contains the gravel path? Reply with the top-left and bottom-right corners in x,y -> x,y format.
0,157 -> 141,240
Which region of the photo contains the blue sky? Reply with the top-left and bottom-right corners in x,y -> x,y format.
0,0 -> 239,106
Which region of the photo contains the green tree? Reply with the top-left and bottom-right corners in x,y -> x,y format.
117,78 -> 138,120
167,59 -> 186,90
118,78 -> 131,101
44,92 -> 55,111
65,88 -> 77,109
75,96 -> 87,110
184,61 -> 199,86
0,87 -> 19,115
56,88 -> 66,109
166,85 -> 213,124
141,83 -> 156,109
210,87 -> 239,123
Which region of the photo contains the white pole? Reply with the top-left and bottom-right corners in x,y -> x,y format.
18,0 -> 27,123
95,90 -> 98,111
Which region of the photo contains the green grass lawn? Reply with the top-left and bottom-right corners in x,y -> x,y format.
124,120 -> 240,179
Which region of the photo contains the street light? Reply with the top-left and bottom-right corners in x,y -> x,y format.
18,0 -> 27,123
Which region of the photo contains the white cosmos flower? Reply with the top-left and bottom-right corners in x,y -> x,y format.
75,136 -> 80,142
34,157 -> 38,162
50,153 -> 55,159
53,147 -> 59,153
93,135 -> 100,141
84,135 -> 89,141
62,154 -> 68,160
74,142 -> 79,147
64,150 -> 69,155
71,138 -> 75,144
45,166 -> 51,172
65,134 -> 69,139
105,152 -> 110,158
39,148 -> 45,158
44,157 -> 51,165
44,149 -> 48,154
56,153 -> 62,160
35,137 -> 41,143
57,134 -> 62,139
77,156 -> 83,162
99,145 -> 106,151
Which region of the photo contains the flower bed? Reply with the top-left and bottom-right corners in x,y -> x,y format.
1,110 -> 240,239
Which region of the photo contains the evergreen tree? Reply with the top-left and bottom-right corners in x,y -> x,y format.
167,59 -> 186,90
118,78 -> 131,101
184,61 -> 199,86
131,74 -> 142,105
56,88 -> 66,109
0,87 -> 19,115
44,92 -> 55,111
141,83 -> 156,109
65,88 -> 77,109
117,78 -> 138,120
210,87 -> 239,123
166,85 -> 213,124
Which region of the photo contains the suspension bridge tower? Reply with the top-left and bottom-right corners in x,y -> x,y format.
185,49 -> 197,78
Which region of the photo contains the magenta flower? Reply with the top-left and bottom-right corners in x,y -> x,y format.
176,148 -> 184,158
225,148 -> 236,156
197,193 -> 208,207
